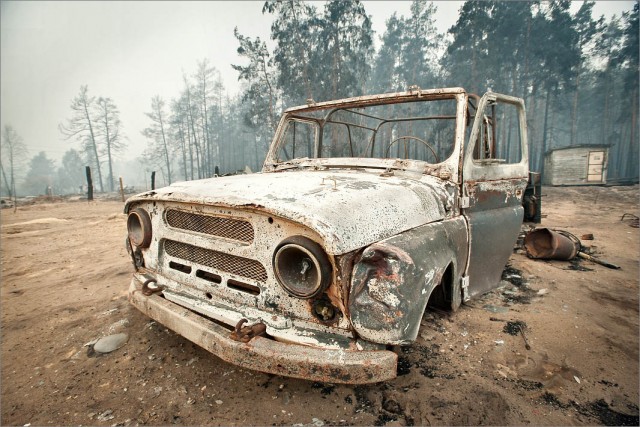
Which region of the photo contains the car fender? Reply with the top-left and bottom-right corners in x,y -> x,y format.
348,216 -> 468,345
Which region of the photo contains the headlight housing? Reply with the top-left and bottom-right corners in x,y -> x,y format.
273,236 -> 331,299
127,208 -> 152,248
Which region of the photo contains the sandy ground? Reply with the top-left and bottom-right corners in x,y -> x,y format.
1,186 -> 638,426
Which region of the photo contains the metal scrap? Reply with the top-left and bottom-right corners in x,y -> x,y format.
141,278 -> 165,296
230,318 -> 267,343
495,319 -> 531,350
621,213 -> 639,228
523,228 -> 579,260
520,326 -> 531,350
524,228 -> 620,270
576,252 -> 620,270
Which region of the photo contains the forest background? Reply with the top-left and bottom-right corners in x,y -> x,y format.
1,0 -> 638,197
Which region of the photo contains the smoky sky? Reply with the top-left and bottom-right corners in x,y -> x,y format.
0,1 -> 634,165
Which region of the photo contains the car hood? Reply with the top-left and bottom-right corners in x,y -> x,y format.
126,169 -> 455,255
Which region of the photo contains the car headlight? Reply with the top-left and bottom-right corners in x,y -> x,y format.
273,236 -> 331,299
127,208 -> 152,248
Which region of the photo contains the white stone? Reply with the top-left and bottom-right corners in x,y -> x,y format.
94,333 -> 129,353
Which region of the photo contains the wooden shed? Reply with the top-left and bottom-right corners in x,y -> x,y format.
543,145 -> 609,186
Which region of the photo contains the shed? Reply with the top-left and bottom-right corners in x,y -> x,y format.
543,145 -> 609,186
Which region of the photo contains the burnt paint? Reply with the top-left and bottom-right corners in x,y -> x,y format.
124,170 -> 453,256
129,279 -> 397,384
463,178 -> 527,296
349,217 -> 468,345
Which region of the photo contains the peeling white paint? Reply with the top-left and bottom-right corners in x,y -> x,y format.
162,288 -> 347,349
424,269 -> 435,284
127,170 -> 450,256
367,278 -> 401,308
126,88 -> 529,378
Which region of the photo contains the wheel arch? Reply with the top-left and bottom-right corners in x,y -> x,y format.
427,261 -> 463,312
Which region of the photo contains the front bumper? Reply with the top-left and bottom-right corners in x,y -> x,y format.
128,278 -> 398,384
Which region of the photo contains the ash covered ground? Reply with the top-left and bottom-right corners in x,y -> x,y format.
1,185 -> 638,426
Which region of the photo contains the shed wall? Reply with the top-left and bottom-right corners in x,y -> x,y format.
543,147 -> 607,185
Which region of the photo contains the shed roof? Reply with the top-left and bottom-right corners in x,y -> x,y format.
545,144 -> 610,155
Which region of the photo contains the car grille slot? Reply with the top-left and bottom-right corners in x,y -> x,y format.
164,239 -> 267,282
166,209 -> 254,243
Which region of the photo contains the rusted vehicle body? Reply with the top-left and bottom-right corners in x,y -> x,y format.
125,87 -> 529,383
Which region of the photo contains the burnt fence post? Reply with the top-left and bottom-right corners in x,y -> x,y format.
86,166 -> 93,201
119,177 -> 125,202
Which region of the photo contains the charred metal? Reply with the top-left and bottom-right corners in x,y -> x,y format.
125,87 -> 529,383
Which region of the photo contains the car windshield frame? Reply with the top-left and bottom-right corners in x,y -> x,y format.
264,89 -> 467,179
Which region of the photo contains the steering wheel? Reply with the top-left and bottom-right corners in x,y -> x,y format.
385,136 -> 439,163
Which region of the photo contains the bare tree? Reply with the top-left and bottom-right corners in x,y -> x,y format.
0,160 -> 10,196
59,85 -> 104,192
169,95 -> 191,181
194,59 -> 217,177
95,97 -> 125,191
1,125 -> 29,208
142,96 -> 173,185
182,74 -> 203,178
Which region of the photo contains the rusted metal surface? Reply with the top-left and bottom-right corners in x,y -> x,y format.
462,179 -> 527,297
141,278 -> 165,296
520,325 -> 531,350
125,88 -> 529,383
128,278 -> 397,384
524,228 -> 621,269
125,170 -> 456,256
621,213 -> 639,228
166,209 -> 255,243
349,217 -> 468,345
576,252 -> 620,270
230,319 -> 267,343
126,202 -> 356,341
285,87 -> 466,114
460,91 -> 529,297
524,228 -> 580,260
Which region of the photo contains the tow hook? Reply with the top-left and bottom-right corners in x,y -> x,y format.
230,318 -> 267,343
141,278 -> 165,296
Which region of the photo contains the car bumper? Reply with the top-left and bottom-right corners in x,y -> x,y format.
128,277 -> 398,384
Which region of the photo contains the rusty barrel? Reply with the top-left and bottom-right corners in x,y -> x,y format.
523,228 -> 579,260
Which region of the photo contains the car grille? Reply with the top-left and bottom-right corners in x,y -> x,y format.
164,239 -> 267,282
166,209 -> 254,243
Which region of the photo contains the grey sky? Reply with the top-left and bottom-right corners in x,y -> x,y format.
1,1 -> 635,166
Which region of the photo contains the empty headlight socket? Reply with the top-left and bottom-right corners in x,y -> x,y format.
127,208 -> 152,248
273,236 -> 332,299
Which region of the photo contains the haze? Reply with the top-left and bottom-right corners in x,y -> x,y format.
0,1 -> 635,177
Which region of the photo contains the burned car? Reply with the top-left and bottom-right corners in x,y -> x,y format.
125,87 -> 529,383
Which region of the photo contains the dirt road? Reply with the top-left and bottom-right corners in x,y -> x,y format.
1,186 -> 638,426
